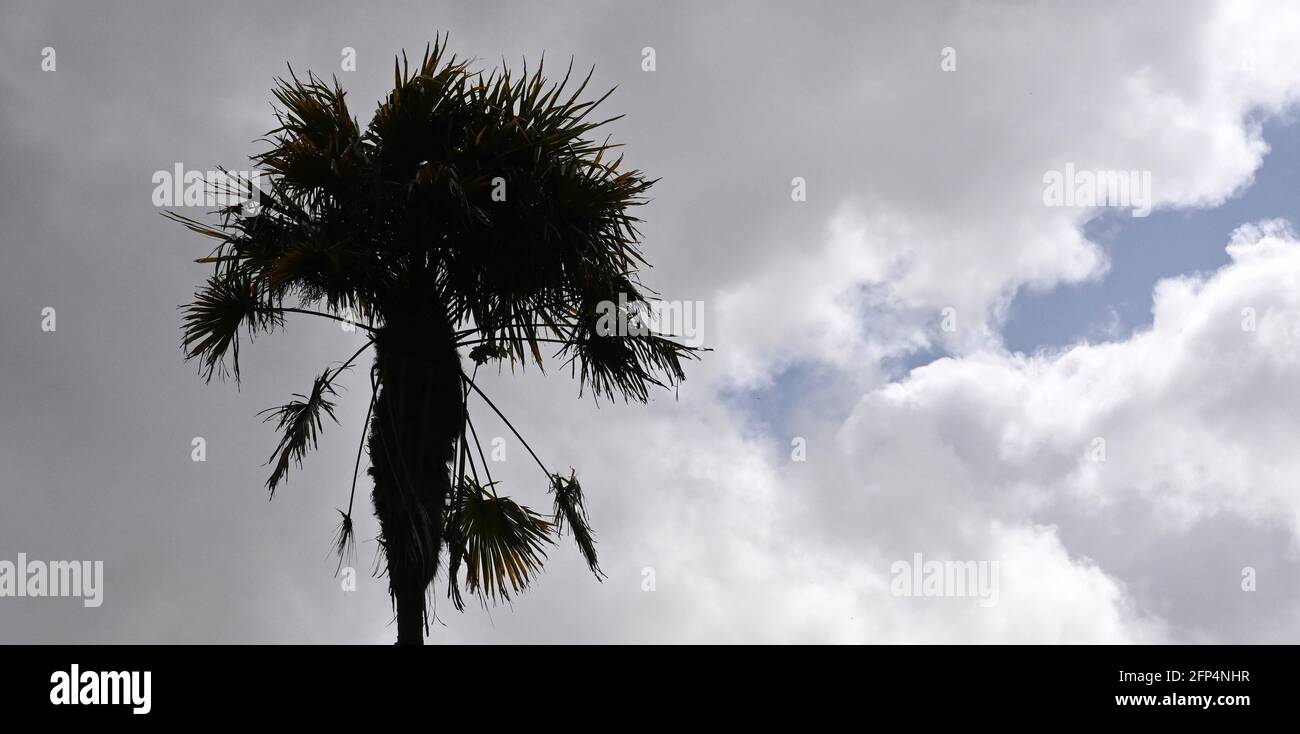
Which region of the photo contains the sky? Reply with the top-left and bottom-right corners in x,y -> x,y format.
3,0 -> 1300,643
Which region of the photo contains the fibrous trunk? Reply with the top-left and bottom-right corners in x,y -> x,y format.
368,309 -> 463,645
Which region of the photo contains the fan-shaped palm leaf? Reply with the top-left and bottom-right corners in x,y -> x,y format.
454,479 -> 553,604
181,271 -> 282,383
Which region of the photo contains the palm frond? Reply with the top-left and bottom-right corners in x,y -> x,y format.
561,283 -> 700,401
550,470 -> 604,579
568,330 -> 698,402
453,479 -> 553,604
332,510 -> 355,576
260,370 -> 340,496
180,272 -> 282,383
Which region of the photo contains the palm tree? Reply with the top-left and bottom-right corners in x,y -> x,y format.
169,36 -> 699,644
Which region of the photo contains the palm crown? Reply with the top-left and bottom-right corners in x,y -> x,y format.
171,37 -> 699,642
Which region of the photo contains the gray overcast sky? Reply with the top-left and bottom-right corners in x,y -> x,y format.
5,0 -> 1300,643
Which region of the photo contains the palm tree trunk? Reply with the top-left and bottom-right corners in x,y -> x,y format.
368,310 -> 464,645
394,586 -> 427,644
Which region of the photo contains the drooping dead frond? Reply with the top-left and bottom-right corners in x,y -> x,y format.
260,370 -> 340,496
549,470 -> 604,580
332,510 -> 355,576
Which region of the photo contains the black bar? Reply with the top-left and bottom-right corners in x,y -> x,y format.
0,645 -> 1290,721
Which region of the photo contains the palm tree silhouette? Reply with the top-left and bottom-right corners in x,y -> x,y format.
170,37 -> 700,644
